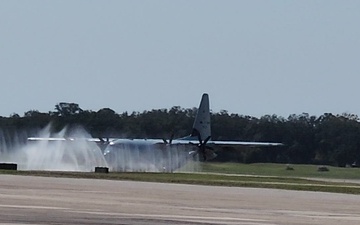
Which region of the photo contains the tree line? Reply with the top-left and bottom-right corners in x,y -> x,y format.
1,102 -> 360,167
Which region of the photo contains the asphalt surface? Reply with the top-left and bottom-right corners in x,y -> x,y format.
0,174 -> 360,225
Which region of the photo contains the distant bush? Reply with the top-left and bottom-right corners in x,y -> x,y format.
285,164 -> 294,170
317,166 -> 329,172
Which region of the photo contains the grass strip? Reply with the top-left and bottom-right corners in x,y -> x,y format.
1,169 -> 360,195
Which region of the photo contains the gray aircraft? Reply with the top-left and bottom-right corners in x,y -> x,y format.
28,93 -> 283,172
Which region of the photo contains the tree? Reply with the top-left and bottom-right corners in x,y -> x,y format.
54,103 -> 83,117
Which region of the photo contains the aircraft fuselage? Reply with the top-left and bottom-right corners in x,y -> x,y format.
103,139 -> 196,172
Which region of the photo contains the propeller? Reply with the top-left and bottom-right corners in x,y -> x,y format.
162,130 -> 216,161
99,137 -> 110,145
191,133 -> 215,161
98,137 -> 111,152
162,132 -> 175,145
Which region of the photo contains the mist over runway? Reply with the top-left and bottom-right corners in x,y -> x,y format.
0,125 -> 199,173
0,175 -> 360,225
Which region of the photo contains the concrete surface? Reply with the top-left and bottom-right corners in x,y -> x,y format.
0,174 -> 360,225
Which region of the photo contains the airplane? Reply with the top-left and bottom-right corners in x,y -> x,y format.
28,93 -> 283,172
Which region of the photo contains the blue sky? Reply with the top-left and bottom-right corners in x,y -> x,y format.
1,1 -> 360,117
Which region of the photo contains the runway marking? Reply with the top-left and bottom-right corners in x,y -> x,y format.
66,209 -> 272,223
0,224 -> 40,225
270,210 -> 360,222
174,207 -> 360,222
65,208 -> 360,224
0,204 -> 69,210
0,203 -> 272,224
2,203 -> 360,223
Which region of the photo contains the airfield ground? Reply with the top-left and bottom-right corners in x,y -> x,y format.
1,162 -> 360,194
1,163 -> 360,224
1,174 -> 360,225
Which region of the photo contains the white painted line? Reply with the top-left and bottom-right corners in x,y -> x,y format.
0,204 -> 69,210
66,209 -> 270,223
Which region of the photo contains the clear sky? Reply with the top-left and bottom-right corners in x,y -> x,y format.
1,1 -> 360,118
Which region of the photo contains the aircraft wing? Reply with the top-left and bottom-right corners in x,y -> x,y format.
28,137 -> 283,147
28,137 -> 71,141
169,139 -> 283,147
27,137 -> 118,143
207,140 -> 284,147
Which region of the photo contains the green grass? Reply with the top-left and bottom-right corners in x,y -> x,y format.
1,162 -> 360,195
200,162 -> 360,179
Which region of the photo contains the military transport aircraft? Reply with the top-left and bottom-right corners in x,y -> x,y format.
28,93 -> 283,172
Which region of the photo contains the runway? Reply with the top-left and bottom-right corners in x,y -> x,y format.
0,175 -> 360,225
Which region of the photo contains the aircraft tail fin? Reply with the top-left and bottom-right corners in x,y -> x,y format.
190,93 -> 211,140
177,93 -> 211,142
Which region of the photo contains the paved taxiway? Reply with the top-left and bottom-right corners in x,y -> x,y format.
0,175 -> 360,225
